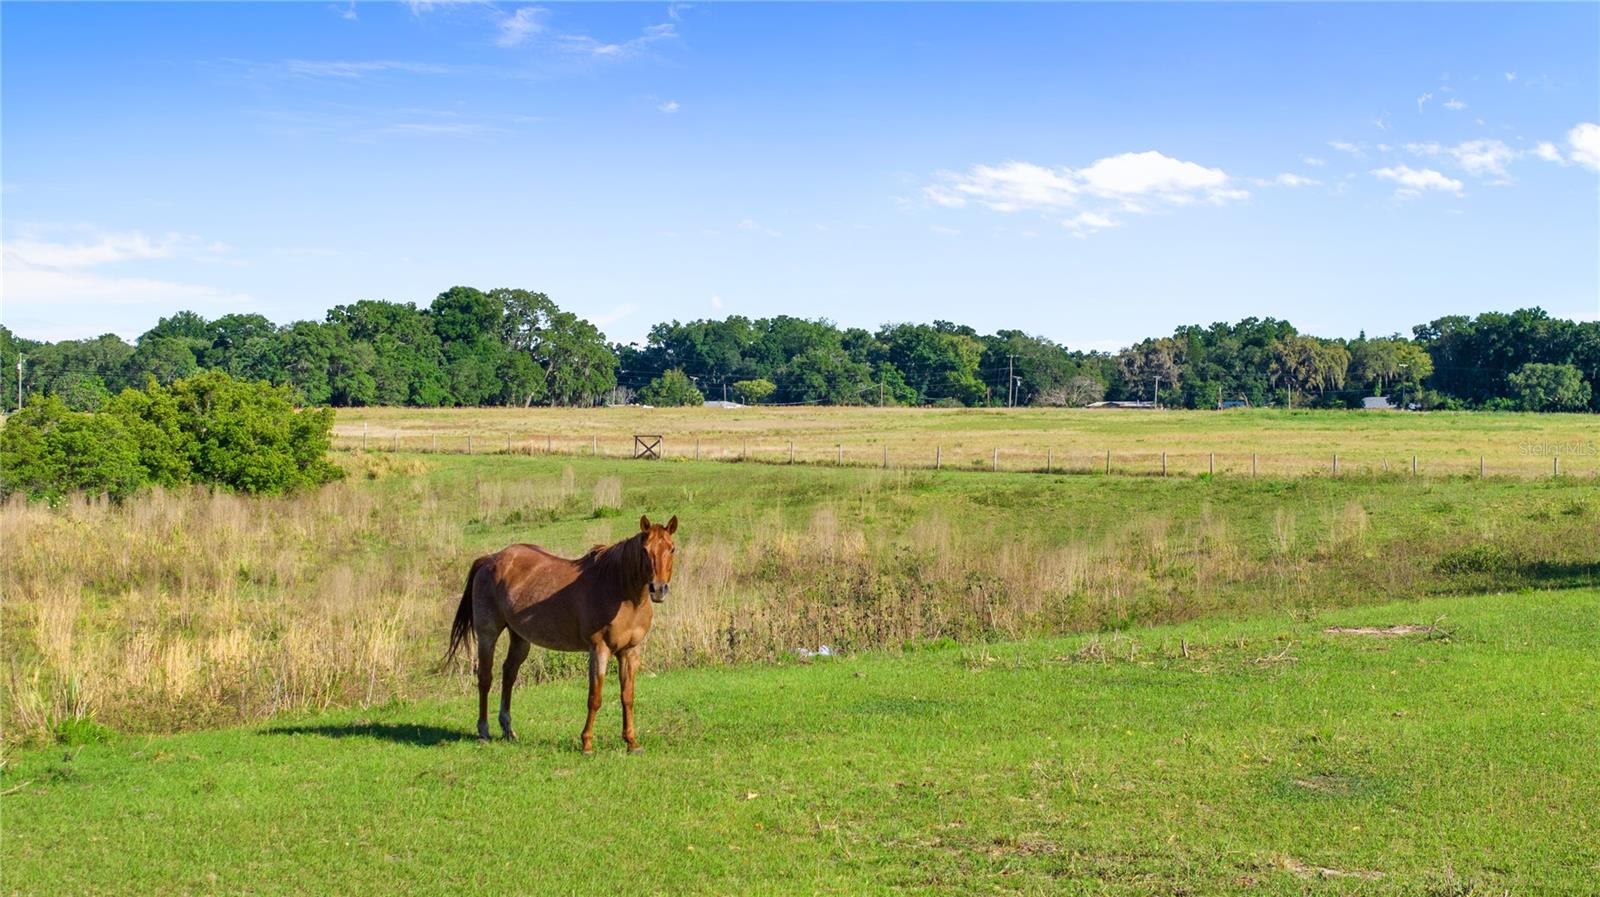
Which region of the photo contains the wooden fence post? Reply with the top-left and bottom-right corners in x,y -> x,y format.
1554,455 -> 1560,477
992,447 -> 999,472
1161,452 -> 1167,477
1209,452 -> 1215,476
695,439 -> 701,461
1480,456 -> 1485,478
788,441 -> 794,464
1332,454 -> 1338,476
1252,453 -> 1258,478
882,445 -> 888,469
1411,455 -> 1417,477
392,433 -> 398,452
837,444 -> 842,466
507,434 -> 512,453
934,445 -> 940,469
432,434 -> 437,453
1105,450 -> 1111,475
467,434 -> 472,454
1046,449 -> 1052,474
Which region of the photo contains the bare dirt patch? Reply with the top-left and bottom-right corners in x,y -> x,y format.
1323,624 -> 1434,636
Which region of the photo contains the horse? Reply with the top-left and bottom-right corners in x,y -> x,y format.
445,514 -> 678,753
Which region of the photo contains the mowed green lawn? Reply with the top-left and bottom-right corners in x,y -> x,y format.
5,589 -> 1596,895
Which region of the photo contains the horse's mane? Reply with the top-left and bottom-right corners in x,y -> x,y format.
580,532 -> 644,570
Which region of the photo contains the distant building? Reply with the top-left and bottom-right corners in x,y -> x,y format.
1086,401 -> 1157,410
703,400 -> 745,409
1361,396 -> 1399,411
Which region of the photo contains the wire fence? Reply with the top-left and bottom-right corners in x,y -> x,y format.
332,430 -> 1599,480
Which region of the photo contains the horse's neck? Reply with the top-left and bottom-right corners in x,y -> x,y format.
600,535 -> 647,599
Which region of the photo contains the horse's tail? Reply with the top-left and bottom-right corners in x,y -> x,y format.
444,556 -> 487,670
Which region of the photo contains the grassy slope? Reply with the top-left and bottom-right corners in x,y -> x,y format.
333,406 -> 1600,478
5,589 -> 1597,895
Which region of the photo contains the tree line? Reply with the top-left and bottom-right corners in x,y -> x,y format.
2,291 -> 1595,413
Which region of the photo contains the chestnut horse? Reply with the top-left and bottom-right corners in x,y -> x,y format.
446,515 -> 678,753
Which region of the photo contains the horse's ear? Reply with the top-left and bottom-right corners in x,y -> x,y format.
639,515 -> 652,533
666,515 -> 678,534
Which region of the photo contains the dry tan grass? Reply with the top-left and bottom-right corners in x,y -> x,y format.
331,405 -> 1600,479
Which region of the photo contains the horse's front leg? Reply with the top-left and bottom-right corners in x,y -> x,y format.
580,645 -> 610,755
618,648 -> 642,753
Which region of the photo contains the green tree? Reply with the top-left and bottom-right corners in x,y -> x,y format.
638,369 -> 704,406
731,378 -> 776,405
123,336 -> 199,387
1508,363 -> 1592,412
776,347 -> 873,405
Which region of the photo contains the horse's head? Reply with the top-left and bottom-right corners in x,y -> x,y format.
639,514 -> 678,602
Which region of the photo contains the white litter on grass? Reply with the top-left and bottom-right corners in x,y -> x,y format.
794,645 -> 833,659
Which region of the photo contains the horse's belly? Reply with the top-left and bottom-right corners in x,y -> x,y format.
507,601 -> 589,652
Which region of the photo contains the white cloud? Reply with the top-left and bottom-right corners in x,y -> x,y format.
1302,156 -> 1326,167
1060,212 -> 1117,235
1251,173 -> 1322,188
1505,71 -> 1517,82
0,230 -> 248,328
1416,92 -> 1433,113
1532,142 -> 1564,164
925,151 -> 1246,216
1373,116 -> 1390,132
929,225 -> 960,236
560,22 -> 676,58
1328,140 -> 1365,156
1568,122 -> 1600,172
591,302 -> 639,327
279,59 -> 452,79
1405,139 -> 1517,179
1372,165 -> 1463,198
1443,98 -> 1466,111
737,218 -> 782,238
495,7 -> 547,47
658,100 -> 679,114
710,294 -> 723,309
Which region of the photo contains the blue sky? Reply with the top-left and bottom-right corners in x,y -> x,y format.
3,2 -> 1597,349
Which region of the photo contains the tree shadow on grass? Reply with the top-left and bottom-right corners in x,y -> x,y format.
260,722 -> 472,746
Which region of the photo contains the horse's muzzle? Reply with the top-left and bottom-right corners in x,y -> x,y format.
648,582 -> 669,603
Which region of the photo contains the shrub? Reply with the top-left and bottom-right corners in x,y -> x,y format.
1,371 -> 341,501
168,370 -> 342,493
0,396 -> 144,502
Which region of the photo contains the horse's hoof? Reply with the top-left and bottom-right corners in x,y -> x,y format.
502,731 -> 518,742
582,748 -> 595,757
628,745 -> 644,755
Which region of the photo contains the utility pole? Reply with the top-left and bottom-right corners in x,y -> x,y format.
15,356 -> 22,411
1153,375 -> 1161,409
879,379 -> 884,407
1006,355 -> 1017,408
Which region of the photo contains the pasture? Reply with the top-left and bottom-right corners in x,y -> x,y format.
4,412 -> 1597,894
4,451 -> 1596,740
332,406 -> 1600,478
4,588 -> 1597,894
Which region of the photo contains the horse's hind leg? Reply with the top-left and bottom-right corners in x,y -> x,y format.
499,634 -> 530,740
475,622 -> 504,742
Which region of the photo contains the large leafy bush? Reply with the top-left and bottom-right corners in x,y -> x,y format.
1,372 -> 341,501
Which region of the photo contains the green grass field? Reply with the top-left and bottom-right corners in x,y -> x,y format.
333,406 -> 1600,479
5,588 -> 1596,895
